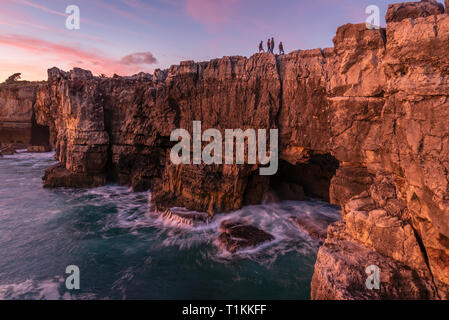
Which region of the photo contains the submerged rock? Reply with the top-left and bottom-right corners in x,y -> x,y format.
217,220 -> 274,253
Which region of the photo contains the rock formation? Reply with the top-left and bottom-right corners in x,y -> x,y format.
1,0 -> 448,300
217,220 -> 275,253
0,81 -> 50,151
385,0 -> 444,23
158,208 -> 211,227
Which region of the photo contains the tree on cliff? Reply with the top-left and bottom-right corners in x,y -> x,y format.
3,73 -> 22,84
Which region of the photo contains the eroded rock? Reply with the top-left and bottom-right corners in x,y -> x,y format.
217,220 -> 274,253
43,163 -> 106,188
311,235 -> 438,300
0,143 -> 16,155
27,145 -> 51,153
385,0 -> 444,23
290,214 -> 337,241
158,208 -> 211,227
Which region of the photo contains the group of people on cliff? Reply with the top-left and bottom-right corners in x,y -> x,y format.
259,38 -> 284,55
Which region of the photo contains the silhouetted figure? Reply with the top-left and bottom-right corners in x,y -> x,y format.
279,42 -> 285,55
271,37 -> 275,54
267,39 -> 271,53
259,41 -> 265,52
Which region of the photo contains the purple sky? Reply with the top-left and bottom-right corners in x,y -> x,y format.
0,0 -> 443,81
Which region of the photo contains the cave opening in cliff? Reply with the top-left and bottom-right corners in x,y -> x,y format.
30,114 -> 50,147
270,154 -> 340,203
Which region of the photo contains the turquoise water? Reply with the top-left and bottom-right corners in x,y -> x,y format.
0,151 -> 340,300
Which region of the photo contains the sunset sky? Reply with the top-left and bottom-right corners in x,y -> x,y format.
0,0 -> 434,81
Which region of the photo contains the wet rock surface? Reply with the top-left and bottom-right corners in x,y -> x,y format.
217,220 -> 274,253
0,143 -> 17,155
42,163 -> 106,188
158,208 -> 211,227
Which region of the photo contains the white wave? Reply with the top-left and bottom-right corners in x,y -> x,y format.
0,277 -> 98,300
0,278 -> 66,300
140,199 -> 341,264
1,151 -> 55,161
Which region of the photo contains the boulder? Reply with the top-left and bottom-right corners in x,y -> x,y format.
217,220 -> 274,253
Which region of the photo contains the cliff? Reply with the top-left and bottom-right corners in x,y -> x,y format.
1,0 -> 448,299
0,80 -> 52,154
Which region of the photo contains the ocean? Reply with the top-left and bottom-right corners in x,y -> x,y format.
0,151 -> 340,300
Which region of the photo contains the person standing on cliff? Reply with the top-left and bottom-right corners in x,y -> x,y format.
279,42 -> 285,55
259,41 -> 265,53
267,38 -> 271,53
271,37 -> 275,54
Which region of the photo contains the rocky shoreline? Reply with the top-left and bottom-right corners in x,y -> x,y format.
1,0 -> 448,299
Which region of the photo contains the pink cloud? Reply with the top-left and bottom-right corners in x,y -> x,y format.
120,52 -> 158,65
0,33 -> 158,77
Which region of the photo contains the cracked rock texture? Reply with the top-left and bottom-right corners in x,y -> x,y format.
1,1 -> 448,299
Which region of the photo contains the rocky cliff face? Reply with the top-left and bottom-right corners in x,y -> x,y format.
2,0 -> 448,300
311,3 -> 449,299
0,82 -> 44,150
0,80 -> 52,155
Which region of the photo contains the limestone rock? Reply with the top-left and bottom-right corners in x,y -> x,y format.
158,208 -> 211,227
330,165 -> 374,207
290,214 -> 337,241
385,0 -> 444,23
0,143 -> 16,155
27,145 -> 51,153
217,220 -> 274,253
0,82 -> 42,148
311,236 -> 438,300
42,163 -> 106,188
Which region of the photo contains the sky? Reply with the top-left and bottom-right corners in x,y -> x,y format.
0,0 -> 445,81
